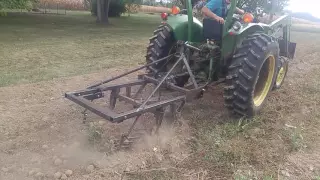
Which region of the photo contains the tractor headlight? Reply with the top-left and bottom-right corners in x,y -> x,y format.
232,21 -> 242,31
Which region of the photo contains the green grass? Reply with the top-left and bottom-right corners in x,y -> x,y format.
0,12 -> 160,86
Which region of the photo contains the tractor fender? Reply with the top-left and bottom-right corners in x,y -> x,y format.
235,23 -> 270,47
165,14 -> 204,42
221,24 -> 269,64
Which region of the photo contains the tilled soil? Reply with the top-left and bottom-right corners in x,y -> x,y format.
1,31 -> 320,180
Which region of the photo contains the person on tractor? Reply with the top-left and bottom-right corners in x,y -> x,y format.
201,0 -> 245,24
193,0 -> 207,21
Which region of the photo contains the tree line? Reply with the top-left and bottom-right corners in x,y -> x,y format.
1,0 -> 289,23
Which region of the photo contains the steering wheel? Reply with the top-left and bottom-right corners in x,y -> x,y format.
179,9 -> 187,15
232,14 -> 242,20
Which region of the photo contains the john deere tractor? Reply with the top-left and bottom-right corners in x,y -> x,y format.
64,0 -> 297,148
146,0 -> 296,117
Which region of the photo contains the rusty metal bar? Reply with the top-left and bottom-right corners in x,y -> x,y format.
65,93 -> 117,121
143,76 -> 189,93
97,79 -> 145,91
88,54 -> 175,89
113,96 -> 186,122
67,89 -> 101,97
117,94 -> 141,107
182,56 -> 198,88
136,55 -> 184,112
68,80 -> 145,97
133,83 -> 147,99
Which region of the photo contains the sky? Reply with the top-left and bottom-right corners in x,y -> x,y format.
287,0 -> 318,17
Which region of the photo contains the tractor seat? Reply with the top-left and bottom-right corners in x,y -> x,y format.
203,18 -> 223,41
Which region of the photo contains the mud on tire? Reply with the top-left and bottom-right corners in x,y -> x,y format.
145,24 -> 189,87
224,33 -> 280,117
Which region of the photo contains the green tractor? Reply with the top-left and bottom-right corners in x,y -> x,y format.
146,0 -> 296,117
64,0 -> 297,148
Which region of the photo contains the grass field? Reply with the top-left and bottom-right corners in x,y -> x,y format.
1,12 -> 320,180
0,12 -> 160,87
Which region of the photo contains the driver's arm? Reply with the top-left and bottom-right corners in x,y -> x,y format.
235,7 -> 245,14
202,6 -> 219,20
201,0 -> 225,24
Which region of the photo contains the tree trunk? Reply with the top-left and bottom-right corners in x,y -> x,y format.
96,0 -> 110,24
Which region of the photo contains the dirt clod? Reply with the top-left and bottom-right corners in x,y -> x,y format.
54,158 -> 63,166
86,165 -> 95,173
54,172 -> 62,179
61,174 -> 68,180
141,161 -> 146,169
309,165 -> 314,171
65,169 -> 73,176
71,142 -> 80,148
28,170 -> 36,176
35,172 -> 45,179
42,144 -> 49,149
98,120 -> 106,125
281,170 -> 290,177
1,167 -> 9,172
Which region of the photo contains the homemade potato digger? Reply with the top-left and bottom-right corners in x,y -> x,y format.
65,0 -> 296,148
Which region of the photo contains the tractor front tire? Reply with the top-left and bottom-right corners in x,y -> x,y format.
273,57 -> 289,90
146,24 -> 189,87
224,33 -> 279,117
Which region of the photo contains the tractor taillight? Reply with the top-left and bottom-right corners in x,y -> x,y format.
243,13 -> 254,23
171,6 -> 180,15
161,12 -> 168,20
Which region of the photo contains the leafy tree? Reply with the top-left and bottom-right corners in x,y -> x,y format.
237,0 -> 289,15
171,0 -> 288,14
0,0 -> 36,14
142,0 -> 155,6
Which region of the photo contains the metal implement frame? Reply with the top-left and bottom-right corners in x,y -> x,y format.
65,50 -> 208,124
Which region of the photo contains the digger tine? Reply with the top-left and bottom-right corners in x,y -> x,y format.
154,108 -> 164,134
125,136 -> 141,140
170,103 -> 178,123
177,100 -> 185,113
117,115 -> 142,148
133,83 -> 147,99
122,141 -> 134,145
126,87 -> 131,97
82,109 -> 88,124
109,88 -> 120,109
127,115 -> 141,136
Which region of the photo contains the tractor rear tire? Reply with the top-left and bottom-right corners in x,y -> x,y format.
223,33 -> 279,117
146,24 -> 189,87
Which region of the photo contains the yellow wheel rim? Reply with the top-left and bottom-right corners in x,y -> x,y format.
253,55 -> 276,107
276,64 -> 287,86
